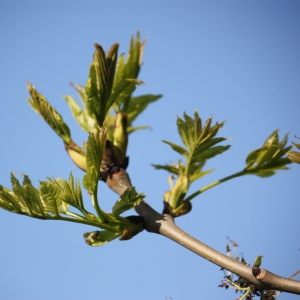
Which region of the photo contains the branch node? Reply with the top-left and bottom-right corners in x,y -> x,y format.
252,267 -> 262,278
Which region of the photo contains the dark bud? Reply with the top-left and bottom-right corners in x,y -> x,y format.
162,201 -> 172,215
252,267 -> 261,277
126,215 -> 144,224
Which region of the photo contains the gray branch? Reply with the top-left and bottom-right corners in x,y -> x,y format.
107,167 -> 300,295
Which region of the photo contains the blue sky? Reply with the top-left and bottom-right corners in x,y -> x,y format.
1,1 -> 300,299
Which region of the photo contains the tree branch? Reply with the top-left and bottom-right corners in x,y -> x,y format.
107,167 -> 300,295
135,201 -> 300,294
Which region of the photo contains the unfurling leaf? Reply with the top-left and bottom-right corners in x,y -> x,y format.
171,201 -> 192,217
286,151 -> 300,164
245,130 -> 292,177
169,174 -> 189,209
112,187 -> 145,216
64,95 -> 95,132
252,255 -> 263,268
127,94 -> 162,125
27,83 -> 71,144
286,136 -> 300,164
113,112 -> 128,162
84,230 -> 121,246
154,112 -> 230,208
83,127 -> 107,192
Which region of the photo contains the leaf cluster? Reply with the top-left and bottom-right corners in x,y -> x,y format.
153,111 -> 230,216
0,130 -> 145,246
1,33 -> 294,247
244,130 -> 292,177
153,113 -> 293,218
28,32 -> 162,177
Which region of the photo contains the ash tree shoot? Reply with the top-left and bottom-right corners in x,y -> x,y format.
1,33 -> 299,300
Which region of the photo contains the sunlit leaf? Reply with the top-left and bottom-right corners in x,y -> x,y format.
177,115 -> 192,149
27,83 -> 71,144
84,230 -> 122,246
39,181 -> 60,216
245,130 -> 292,176
152,164 -> 178,174
12,174 -> 45,217
127,125 -> 150,134
0,185 -> 27,214
190,169 -> 214,182
286,151 -> 300,164
83,127 -> 107,192
64,95 -> 93,132
169,174 -> 189,208
127,94 -> 162,125
286,136 -> 300,164
162,140 -> 188,156
112,187 -> 145,216
193,145 -> 230,162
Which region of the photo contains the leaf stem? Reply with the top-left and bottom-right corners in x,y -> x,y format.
91,191 -> 106,223
185,170 -> 247,202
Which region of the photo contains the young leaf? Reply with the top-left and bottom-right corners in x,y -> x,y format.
0,185 -> 28,214
112,187 -> 145,216
286,151 -> 300,164
64,95 -> 94,132
39,181 -> 60,216
27,83 -> 71,144
169,174 -> 189,209
152,164 -> 180,175
286,136 -> 300,164
126,94 -> 162,125
162,140 -> 188,156
83,127 -> 107,192
84,230 -> 122,246
245,130 -> 292,176
113,112 -> 128,162
155,112 -> 229,186
22,175 -> 45,217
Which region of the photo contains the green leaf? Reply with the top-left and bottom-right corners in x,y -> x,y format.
70,82 -> 87,106
293,142 -> 300,150
0,185 -> 27,214
105,43 -> 119,99
84,230 -> 122,246
111,32 -> 145,112
252,255 -> 263,268
83,127 -> 107,192
193,145 -> 231,162
11,174 -> 45,217
162,140 -> 188,156
127,94 -> 162,125
169,174 -> 189,208
245,130 -> 292,176
152,162 -> 186,176
39,181 -> 60,216
64,95 -> 94,132
286,151 -> 300,164
106,78 -> 144,114
286,136 -> 300,164
27,83 -> 71,144
85,43 -> 118,126
127,125 -> 150,134
176,115 -> 192,149
194,137 -> 228,157
112,187 -> 145,216
59,174 -> 84,210
190,169 -> 214,182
